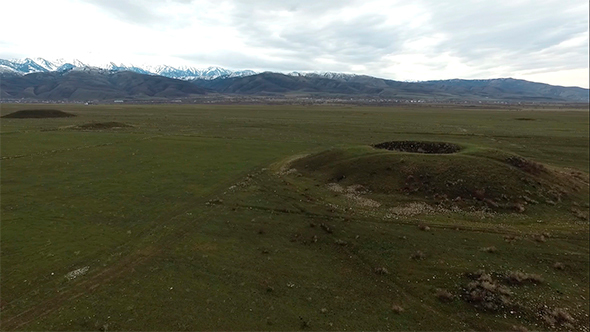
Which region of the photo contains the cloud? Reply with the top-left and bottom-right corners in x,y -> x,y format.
0,0 -> 587,87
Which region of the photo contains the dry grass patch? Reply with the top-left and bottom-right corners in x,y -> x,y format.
510,325 -> 529,332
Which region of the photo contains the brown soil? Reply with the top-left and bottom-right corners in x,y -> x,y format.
372,141 -> 462,154
1,109 -> 76,118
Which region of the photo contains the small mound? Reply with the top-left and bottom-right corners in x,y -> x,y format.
1,109 -> 76,119
372,141 -> 462,154
76,122 -> 132,130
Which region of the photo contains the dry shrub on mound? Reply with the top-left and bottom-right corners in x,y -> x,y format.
480,246 -> 498,253
504,271 -> 543,285
540,307 -> 575,328
418,224 -> 430,231
463,271 -> 513,311
411,250 -> 426,260
436,288 -> 454,302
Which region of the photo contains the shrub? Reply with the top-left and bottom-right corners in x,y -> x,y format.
463,272 -> 512,311
541,307 -> 575,327
480,246 -> 498,253
504,271 -> 543,285
436,288 -> 454,302
320,223 -> 333,234
504,235 -> 520,243
411,250 -> 426,260
418,224 -> 430,231
391,305 -> 404,314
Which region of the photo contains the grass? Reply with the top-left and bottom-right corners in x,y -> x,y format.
0,103 -> 588,331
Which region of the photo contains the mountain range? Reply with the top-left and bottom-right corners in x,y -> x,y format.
193,72 -> 589,102
0,58 -> 256,80
0,68 -> 208,100
1,58 -> 588,102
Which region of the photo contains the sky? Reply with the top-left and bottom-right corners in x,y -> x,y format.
1,0 -> 588,88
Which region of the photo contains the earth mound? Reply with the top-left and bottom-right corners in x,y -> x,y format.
76,122 -> 132,130
373,141 -> 462,154
287,145 -> 588,214
1,109 -> 76,118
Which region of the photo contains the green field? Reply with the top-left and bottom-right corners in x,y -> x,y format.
1,103 -> 588,331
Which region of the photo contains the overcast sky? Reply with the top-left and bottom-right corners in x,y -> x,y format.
1,0 -> 588,87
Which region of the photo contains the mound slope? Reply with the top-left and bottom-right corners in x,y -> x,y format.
1,109 -> 75,118
290,144 -> 588,214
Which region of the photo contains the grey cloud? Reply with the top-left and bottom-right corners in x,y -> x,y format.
81,0 -> 197,27
55,0 -> 590,84
82,0 -> 162,24
177,49 -> 311,72
425,0 -> 588,70
223,0 -> 587,79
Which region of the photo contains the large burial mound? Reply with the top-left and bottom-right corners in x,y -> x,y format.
75,122 -> 132,130
289,141 -> 589,216
1,109 -> 76,118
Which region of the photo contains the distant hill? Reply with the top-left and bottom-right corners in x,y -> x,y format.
0,68 -> 209,100
192,73 -> 589,102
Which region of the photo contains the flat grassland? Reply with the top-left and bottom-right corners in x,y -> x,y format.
1,103 -> 588,331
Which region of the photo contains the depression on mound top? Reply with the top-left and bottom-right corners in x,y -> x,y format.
372,141 -> 462,154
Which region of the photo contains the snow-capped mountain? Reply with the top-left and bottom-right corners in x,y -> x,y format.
0,58 -> 256,80
289,71 -> 359,81
287,71 -> 358,80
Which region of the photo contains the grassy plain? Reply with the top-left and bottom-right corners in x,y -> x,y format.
1,103 -> 588,331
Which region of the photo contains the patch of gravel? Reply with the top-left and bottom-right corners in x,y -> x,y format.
327,183 -> 381,208
384,202 -> 497,220
386,202 -> 437,217
65,266 -> 89,280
